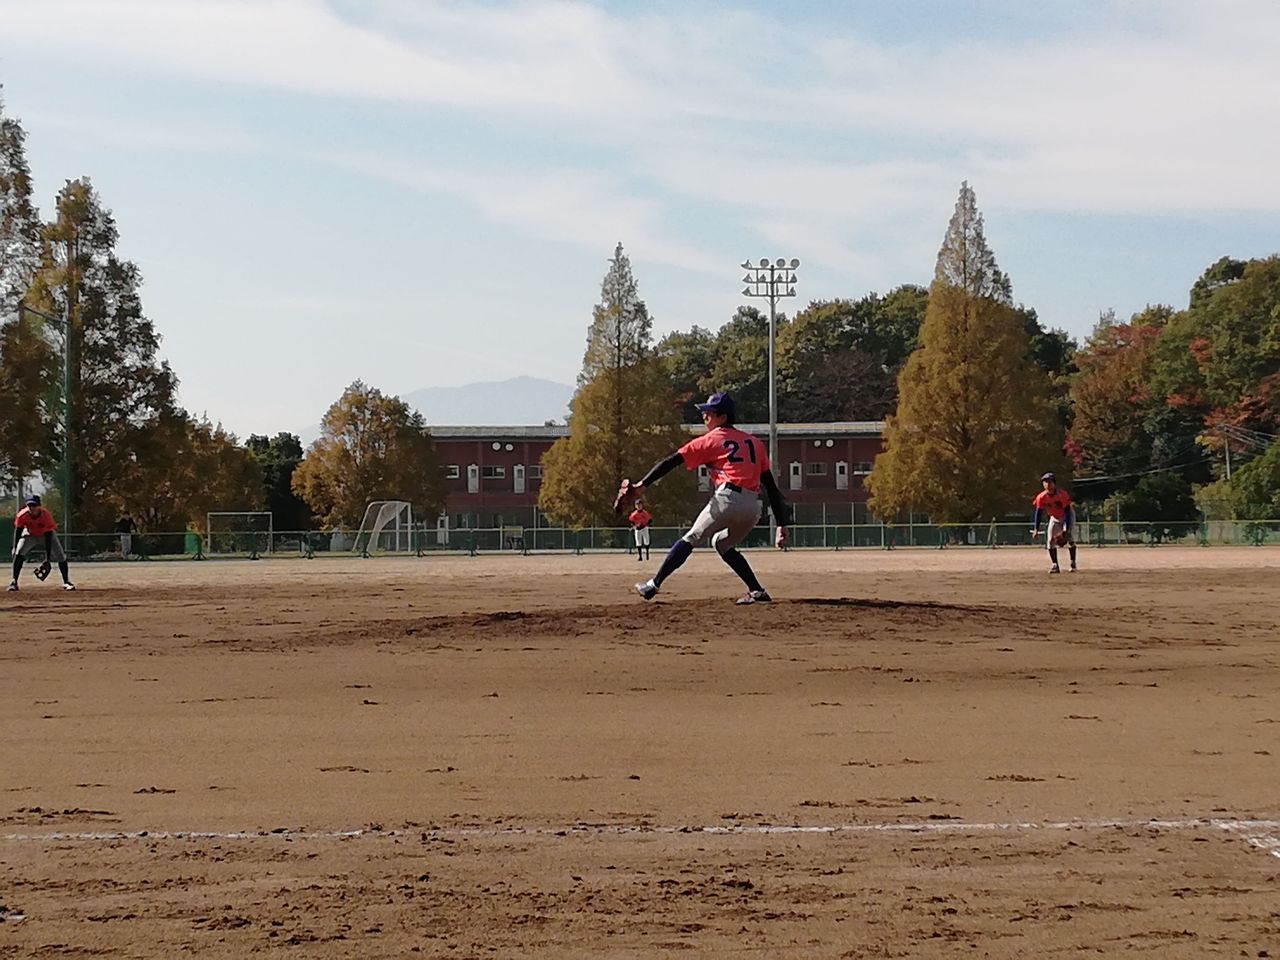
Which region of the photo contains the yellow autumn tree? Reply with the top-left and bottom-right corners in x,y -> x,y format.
867,183 -> 1066,523
292,381 -> 446,527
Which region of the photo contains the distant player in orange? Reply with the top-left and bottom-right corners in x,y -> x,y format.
628,499 -> 652,562
624,392 -> 788,604
1030,472 -> 1077,574
9,495 -> 76,591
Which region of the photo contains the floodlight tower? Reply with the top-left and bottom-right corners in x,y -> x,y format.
740,257 -> 800,476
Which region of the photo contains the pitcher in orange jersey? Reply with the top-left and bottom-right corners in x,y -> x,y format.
624,392 -> 788,605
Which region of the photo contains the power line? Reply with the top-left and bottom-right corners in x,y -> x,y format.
1073,450 -> 1213,484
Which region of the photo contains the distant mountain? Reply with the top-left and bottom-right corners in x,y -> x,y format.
298,376 -> 574,445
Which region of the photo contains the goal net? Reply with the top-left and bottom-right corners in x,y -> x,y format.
206,511 -> 273,557
353,500 -> 415,556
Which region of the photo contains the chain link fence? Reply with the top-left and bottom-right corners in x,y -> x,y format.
3,518 -> 1278,562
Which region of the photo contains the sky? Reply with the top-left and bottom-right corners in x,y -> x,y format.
2,0 -> 1278,437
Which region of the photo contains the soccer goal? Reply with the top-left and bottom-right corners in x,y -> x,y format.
353,500 -> 415,556
206,511 -> 273,558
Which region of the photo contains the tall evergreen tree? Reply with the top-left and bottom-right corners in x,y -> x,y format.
540,244 -> 692,526
867,183 -> 1065,523
577,243 -> 655,486
30,178 -> 181,529
0,89 -> 57,489
0,88 -> 41,315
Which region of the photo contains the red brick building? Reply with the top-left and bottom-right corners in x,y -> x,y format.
429,422 -> 885,534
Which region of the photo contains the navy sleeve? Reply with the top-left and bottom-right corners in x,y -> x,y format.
760,470 -> 789,525
1030,506 -> 1041,531
639,452 -> 684,488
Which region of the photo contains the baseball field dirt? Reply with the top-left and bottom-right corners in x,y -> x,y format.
1,547 -> 1277,957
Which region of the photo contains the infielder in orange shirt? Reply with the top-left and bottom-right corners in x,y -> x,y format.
1030,472 -> 1077,574
623,392 -> 788,604
628,499 -> 652,562
9,495 -> 76,591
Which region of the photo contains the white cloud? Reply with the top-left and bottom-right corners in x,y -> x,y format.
6,0 -> 1279,308
8,0 -> 1275,228
319,149 -> 728,275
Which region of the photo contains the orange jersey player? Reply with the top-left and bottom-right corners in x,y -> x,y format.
624,392 -> 788,605
628,500 -> 653,562
1030,472 -> 1077,574
9,495 -> 76,591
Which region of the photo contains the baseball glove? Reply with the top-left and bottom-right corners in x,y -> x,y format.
34,560 -> 52,581
613,478 -> 640,514
1053,529 -> 1072,547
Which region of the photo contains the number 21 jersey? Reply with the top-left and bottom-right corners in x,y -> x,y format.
678,426 -> 771,492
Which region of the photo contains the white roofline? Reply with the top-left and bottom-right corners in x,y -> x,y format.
428,422 -> 884,440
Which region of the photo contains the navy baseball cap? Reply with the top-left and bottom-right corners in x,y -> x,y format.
25,495 -> 41,506
1040,472 -> 1056,482
695,392 -> 735,418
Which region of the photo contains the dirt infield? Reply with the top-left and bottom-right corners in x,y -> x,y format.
2,547 -> 1278,957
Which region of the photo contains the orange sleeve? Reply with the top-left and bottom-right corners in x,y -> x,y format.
678,434 -> 715,469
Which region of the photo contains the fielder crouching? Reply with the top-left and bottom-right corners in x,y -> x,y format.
9,495 -> 76,592
623,392 -> 787,605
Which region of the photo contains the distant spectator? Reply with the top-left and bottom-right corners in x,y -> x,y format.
115,513 -> 138,558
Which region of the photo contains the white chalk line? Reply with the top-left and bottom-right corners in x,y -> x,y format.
2,817 -> 1278,858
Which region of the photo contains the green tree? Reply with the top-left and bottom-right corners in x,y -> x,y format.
291,381 -> 446,528
876,284 -> 930,368
247,432 -> 312,530
866,182 -> 1066,523
1196,439 -> 1280,520
30,178 -> 181,530
777,288 -> 929,422
654,325 -> 717,422
704,305 -> 777,423
540,245 -> 693,526
1105,472 -> 1198,542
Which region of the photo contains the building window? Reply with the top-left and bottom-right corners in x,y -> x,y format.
482,465 -> 506,479
853,461 -> 873,474
528,465 -> 543,479
446,464 -> 460,479
807,462 -> 828,476
697,465 -> 710,491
